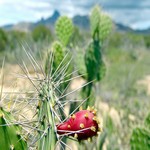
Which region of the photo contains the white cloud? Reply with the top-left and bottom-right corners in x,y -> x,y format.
0,0 -> 150,29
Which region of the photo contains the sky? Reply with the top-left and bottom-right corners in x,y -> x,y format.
0,0 -> 150,29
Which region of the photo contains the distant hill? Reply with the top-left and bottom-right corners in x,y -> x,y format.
2,10 -> 150,34
73,15 -> 90,29
35,10 -> 60,27
115,23 -> 134,32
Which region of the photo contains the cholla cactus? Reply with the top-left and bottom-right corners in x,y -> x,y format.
0,11 -> 103,150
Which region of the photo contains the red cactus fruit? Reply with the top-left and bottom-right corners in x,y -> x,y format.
57,107 -> 101,140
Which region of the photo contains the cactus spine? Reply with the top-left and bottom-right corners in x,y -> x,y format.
37,82 -> 57,150
42,16 -> 74,149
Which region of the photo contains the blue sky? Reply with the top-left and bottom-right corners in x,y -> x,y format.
0,0 -> 150,29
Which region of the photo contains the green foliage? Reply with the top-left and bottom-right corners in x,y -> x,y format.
130,112 -> 150,150
0,108 -> 27,150
55,16 -> 73,46
130,128 -> 150,150
70,26 -> 84,45
144,35 -> 150,48
145,112 -> 150,131
97,131 -> 107,150
0,28 -> 8,51
32,25 -> 52,42
8,30 -> 27,49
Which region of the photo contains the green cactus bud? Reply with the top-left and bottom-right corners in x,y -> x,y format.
0,108 -> 27,150
55,16 -> 73,46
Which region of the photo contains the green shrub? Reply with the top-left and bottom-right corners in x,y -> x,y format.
32,25 -> 52,42
0,28 -> 8,51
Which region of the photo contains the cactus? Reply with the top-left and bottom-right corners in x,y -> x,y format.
57,107 -> 101,141
55,16 -> 73,46
0,108 -> 27,150
37,82 -> 57,150
130,112 -> 150,150
44,41 -> 73,93
81,6 -> 111,108
38,16 -> 75,150
0,11 -> 103,150
90,5 -> 112,42
45,16 -> 74,93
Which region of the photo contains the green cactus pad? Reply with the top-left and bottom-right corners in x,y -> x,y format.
90,5 -> 101,38
55,16 -> 73,46
85,40 -> 105,82
99,13 -> 112,42
0,108 -> 27,150
90,5 -> 112,42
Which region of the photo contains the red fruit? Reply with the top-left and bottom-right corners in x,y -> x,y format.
57,107 -> 101,140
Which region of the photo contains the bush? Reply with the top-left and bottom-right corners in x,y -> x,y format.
0,28 -> 8,51
32,25 -> 53,42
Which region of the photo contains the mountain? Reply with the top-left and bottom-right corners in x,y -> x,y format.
35,10 -> 60,26
73,15 -> 90,29
2,10 -> 149,34
2,10 -> 60,32
115,23 -> 134,32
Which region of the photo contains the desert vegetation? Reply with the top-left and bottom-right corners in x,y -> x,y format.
0,5 -> 150,150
